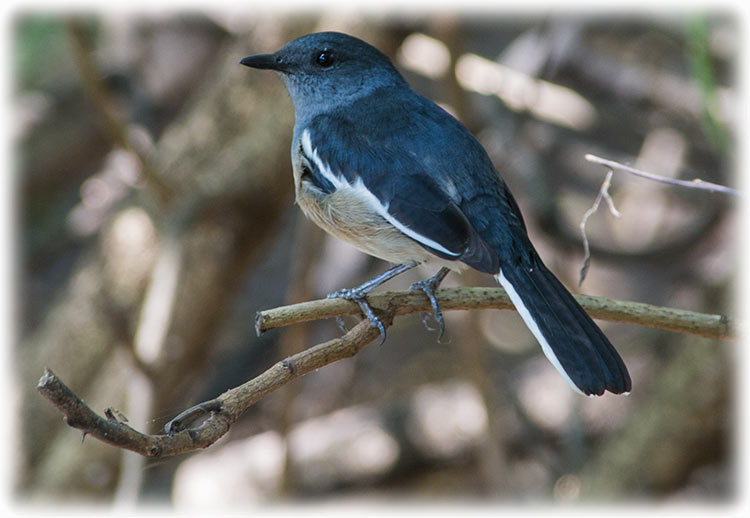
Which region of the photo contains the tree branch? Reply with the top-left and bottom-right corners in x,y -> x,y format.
38,288 -> 737,458
585,153 -> 740,196
257,287 -> 738,341
37,317 -> 385,458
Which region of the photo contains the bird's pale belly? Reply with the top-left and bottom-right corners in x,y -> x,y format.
296,179 -> 462,271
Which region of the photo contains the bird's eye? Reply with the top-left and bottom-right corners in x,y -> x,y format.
316,50 -> 334,67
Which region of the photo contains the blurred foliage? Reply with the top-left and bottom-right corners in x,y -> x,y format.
685,15 -> 729,154
13,15 -> 79,90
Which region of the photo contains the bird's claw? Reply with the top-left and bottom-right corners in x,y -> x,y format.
334,316 -> 349,334
409,275 -> 447,341
327,289 -> 387,344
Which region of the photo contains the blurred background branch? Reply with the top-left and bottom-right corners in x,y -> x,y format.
65,18 -> 175,205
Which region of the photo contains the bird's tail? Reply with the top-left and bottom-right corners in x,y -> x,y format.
495,254 -> 631,396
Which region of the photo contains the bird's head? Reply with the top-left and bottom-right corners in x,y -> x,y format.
240,32 -> 406,119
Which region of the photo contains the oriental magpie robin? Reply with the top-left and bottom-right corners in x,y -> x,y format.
240,32 -> 631,396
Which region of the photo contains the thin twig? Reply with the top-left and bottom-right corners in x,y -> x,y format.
579,169 -> 620,286
585,153 -> 740,196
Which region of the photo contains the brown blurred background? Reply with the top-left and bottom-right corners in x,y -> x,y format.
12,8 -> 737,507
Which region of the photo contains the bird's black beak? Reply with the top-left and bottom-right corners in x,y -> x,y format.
239,53 -> 283,71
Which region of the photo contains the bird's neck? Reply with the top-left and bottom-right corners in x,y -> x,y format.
285,75 -> 408,128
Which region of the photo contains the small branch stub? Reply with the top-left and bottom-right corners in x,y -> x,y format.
37,367 -> 233,457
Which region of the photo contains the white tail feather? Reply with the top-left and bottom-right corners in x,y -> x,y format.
496,269 -> 588,396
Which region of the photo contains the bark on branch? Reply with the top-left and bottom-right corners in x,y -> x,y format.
257,287 -> 738,341
38,318 -> 384,458
38,288 -> 737,458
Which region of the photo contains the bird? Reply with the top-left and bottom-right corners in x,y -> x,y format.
240,31 -> 631,396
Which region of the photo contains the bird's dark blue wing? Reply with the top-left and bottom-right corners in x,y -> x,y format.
303,102 -> 500,272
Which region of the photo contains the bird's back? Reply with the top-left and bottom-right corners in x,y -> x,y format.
312,85 -> 530,265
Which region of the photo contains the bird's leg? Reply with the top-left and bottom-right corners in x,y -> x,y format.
327,262 -> 418,343
409,267 -> 451,340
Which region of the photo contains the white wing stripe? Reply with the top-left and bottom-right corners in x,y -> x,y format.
349,178 -> 461,257
301,129 -> 346,190
301,129 -> 461,258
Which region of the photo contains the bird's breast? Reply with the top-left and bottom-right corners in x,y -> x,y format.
289,141 -> 464,271
294,176 -> 437,266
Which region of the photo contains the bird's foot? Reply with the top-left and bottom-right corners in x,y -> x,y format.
327,287 -> 387,344
409,267 -> 450,341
